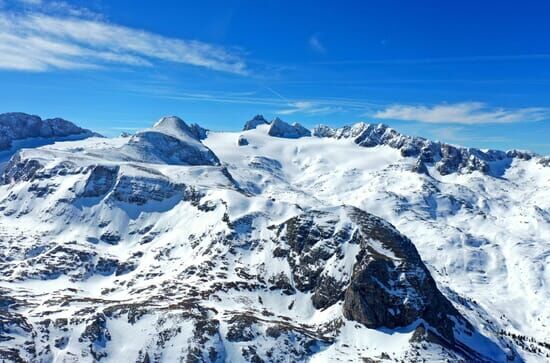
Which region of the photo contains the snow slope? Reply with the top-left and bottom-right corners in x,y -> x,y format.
0,115 -> 549,362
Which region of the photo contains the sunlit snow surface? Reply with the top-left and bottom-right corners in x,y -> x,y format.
206,126 -> 550,361
0,123 -> 548,362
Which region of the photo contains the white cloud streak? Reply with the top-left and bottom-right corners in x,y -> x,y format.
373,102 -> 550,124
313,54 -> 550,66
309,34 -> 326,53
277,101 -> 338,115
0,11 -> 247,74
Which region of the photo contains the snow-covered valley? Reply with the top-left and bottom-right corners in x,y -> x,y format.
0,113 -> 549,362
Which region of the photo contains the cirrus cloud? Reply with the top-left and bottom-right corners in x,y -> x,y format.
309,33 -> 326,54
373,102 -> 550,124
0,10 -> 247,74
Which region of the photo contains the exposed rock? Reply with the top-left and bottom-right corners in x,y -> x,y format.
79,314 -> 111,360
122,130 -> 220,166
268,118 -> 311,139
0,112 -> 98,151
539,156 -> 550,167
80,165 -> 119,198
237,135 -> 249,146
226,314 -> 258,342
412,158 -> 429,175
275,206 -> 473,347
1,154 -> 43,184
243,114 -> 269,131
189,123 -> 209,140
342,207 -> 469,343
100,232 -> 121,245
110,175 -> 185,205
314,122 -> 537,176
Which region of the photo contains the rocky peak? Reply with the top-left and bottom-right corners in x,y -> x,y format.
152,116 -> 198,140
118,116 -> 220,166
0,112 -> 96,151
272,206 -> 504,360
314,122 -> 537,176
267,117 -> 311,139
243,114 -> 269,131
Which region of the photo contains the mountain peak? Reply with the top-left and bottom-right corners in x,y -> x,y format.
313,121 -> 538,176
0,112 -> 97,152
267,117 -> 311,138
153,116 -> 194,137
243,114 -> 269,131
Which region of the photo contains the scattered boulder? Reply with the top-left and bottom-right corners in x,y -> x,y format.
237,135 -> 249,146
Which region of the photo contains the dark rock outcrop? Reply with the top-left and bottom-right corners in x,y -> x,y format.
80,165 -> 119,198
243,115 -> 269,131
268,118 -> 311,139
275,206 -> 475,347
342,207 -> 466,343
0,112 -> 97,151
237,135 -> 249,146
539,156 -> 550,167
123,131 -> 220,166
1,154 -> 43,184
314,122 -> 537,176
120,116 -> 220,166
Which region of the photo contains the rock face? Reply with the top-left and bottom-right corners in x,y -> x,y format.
120,116 -> 220,166
0,112 -> 96,151
314,122 -> 536,176
243,114 -> 269,131
341,208 -> 464,340
275,207 -> 469,344
237,135 -> 249,146
267,118 -> 311,139
242,115 -> 311,139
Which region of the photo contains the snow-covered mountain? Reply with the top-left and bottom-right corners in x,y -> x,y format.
0,113 -> 99,170
0,112 -> 97,150
1,114 -> 549,362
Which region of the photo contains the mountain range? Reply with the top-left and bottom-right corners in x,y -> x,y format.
0,112 -> 549,362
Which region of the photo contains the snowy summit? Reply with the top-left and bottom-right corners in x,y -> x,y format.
0,113 -> 549,362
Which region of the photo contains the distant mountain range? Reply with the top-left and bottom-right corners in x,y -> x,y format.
0,112 -> 548,362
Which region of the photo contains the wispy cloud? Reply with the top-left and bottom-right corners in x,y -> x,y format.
313,54 -> 550,66
0,10 -> 247,74
373,102 -> 550,124
277,101 -> 339,115
15,0 -> 43,5
309,33 -> 326,53
117,83 -> 375,116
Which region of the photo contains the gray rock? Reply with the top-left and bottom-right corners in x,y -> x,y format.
314,122 -> 536,176
342,207 -> 467,343
267,118 -> 311,139
275,206 -> 472,345
412,159 -> 429,175
237,135 -> 249,146
0,112 -> 98,151
1,154 -> 43,184
539,156 -> 550,167
243,115 -> 269,131
118,116 -> 220,166
80,165 -> 119,198
123,131 -> 220,166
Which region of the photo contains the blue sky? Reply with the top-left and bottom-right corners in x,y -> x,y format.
1,0 -> 550,154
